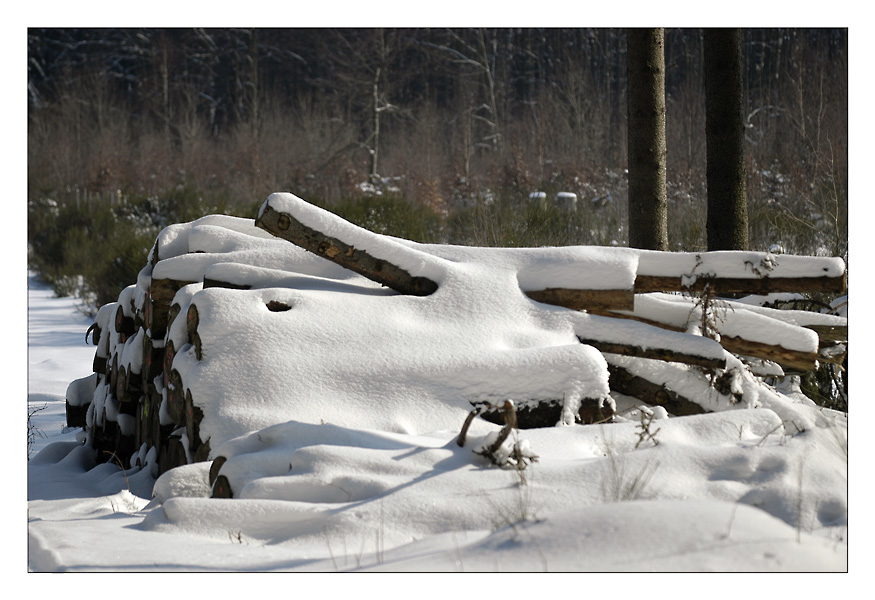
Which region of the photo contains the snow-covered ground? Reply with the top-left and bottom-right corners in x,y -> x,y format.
27,265 -> 849,575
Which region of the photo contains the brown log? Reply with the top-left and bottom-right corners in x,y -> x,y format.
209,456 -> 227,487
167,303 -> 182,332
804,324 -> 848,344
93,406 -> 120,462
141,334 -> 163,391
187,304 -> 202,360
634,273 -> 846,294
475,397 -> 615,429
524,288 -> 635,312
578,336 -> 726,370
720,335 -> 819,372
588,308 -> 829,373
116,365 -> 126,402
110,353 -> 119,392
116,364 -> 142,408
65,400 -> 89,429
113,428 -> 136,466
163,340 -> 176,389
606,363 -> 711,416
159,433 -> 188,475
115,305 -> 136,338
203,278 -> 252,291
266,300 -> 292,312
184,388 -> 205,457
86,322 -> 101,346
166,369 -> 186,426
212,474 -> 233,498
150,393 -> 164,450
256,203 -> 438,296
148,279 -> 196,338
134,396 -> 144,452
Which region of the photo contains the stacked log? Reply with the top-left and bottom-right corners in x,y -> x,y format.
255,196 -> 847,428
66,199 -> 847,485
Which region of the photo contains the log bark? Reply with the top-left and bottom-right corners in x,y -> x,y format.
719,335 -> 819,372
805,324 -> 848,344
212,474 -> 233,498
209,456 -> 227,487
187,304 -> 202,360
587,308 -> 828,373
166,368 -> 186,426
116,365 -> 127,402
634,273 -> 846,295
115,305 -> 136,338
149,393 -> 163,450
524,288 -> 634,312
163,340 -> 176,389
203,277 -> 252,291
148,279 -> 196,338
256,203 -> 438,296
475,397 -> 615,429
578,336 -> 726,370
185,388 -> 205,455
160,433 -> 188,475
65,400 -> 89,429
606,363 -> 710,416
142,334 -> 163,391
86,322 -> 101,346
110,353 -> 119,393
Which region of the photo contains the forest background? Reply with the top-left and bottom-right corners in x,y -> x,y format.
26,27 -> 848,311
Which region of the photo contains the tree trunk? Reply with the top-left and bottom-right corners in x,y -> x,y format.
626,28 -> 668,251
704,29 -> 749,251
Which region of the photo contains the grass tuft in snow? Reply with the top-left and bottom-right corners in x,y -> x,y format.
27,403 -> 48,461
600,441 -> 661,503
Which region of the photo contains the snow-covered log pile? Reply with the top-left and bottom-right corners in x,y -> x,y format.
65,193 -> 847,493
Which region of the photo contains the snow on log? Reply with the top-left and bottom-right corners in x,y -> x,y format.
401,240 -> 639,311
631,249 -> 846,294
202,262 -> 394,297
572,313 -> 727,369
65,373 -> 98,428
256,193 -> 640,308
591,293 -> 836,371
605,354 -> 745,415
256,193 -> 444,296
524,288 -> 634,312
606,363 -> 710,417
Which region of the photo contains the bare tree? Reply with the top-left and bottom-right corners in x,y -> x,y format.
626,28 -> 669,250
704,28 -> 749,251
